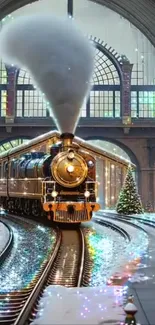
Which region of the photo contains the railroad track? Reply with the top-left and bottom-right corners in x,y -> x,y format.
0,227 -> 87,325
116,214 -> 155,229
94,214 -> 148,235
94,218 -> 131,242
0,220 -> 13,265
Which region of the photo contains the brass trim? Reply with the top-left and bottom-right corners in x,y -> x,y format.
51,151 -> 88,188
0,178 -> 43,181
4,192 -> 41,197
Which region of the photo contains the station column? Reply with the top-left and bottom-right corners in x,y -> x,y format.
96,157 -> 105,209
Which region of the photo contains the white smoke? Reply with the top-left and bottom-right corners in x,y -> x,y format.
0,15 -> 94,134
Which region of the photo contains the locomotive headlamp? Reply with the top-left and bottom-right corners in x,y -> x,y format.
67,150 -> 74,160
87,160 -> 94,168
51,190 -> 58,198
67,165 -> 74,173
84,190 -> 90,198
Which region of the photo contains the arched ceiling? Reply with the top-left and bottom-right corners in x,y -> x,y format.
0,0 -> 155,46
92,0 -> 155,46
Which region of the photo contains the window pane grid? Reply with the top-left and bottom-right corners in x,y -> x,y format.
16,89 -> 49,117
16,44 -> 121,118
17,69 -> 51,117
93,48 -> 120,85
89,90 -> 120,117
131,91 -> 155,118
18,69 -> 33,84
0,61 -> 7,84
1,90 -> 7,117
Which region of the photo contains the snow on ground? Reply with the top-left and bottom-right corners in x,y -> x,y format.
94,211 -> 151,285
31,285 -> 126,325
0,221 -> 10,254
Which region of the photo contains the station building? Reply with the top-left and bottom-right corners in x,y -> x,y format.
0,0 -> 155,209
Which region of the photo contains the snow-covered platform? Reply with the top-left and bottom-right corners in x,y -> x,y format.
31,285 -> 125,325
0,221 -> 10,254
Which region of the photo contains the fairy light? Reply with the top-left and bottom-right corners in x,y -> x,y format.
105,165 -> 109,208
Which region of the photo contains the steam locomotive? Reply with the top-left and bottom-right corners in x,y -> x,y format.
0,133 -> 100,223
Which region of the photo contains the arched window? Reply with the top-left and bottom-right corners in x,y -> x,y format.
87,140 -> 130,161
93,49 -> 120,85
82,45 -> 121,118
17,69 -> 32,84
0,61 -> 7,117
16,43 -> 121,119
0,138 -> 30,154
87,138 -> 137,180
16,69 -> 49,117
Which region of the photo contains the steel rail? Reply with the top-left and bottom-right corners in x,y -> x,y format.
77,228 -> 85,287
117,214 -> 155,229
0,220 -> 13,265
94,217 -> 131,242
13,228 -> 62,325
95,214 -> 149,235
14,228 -> 86,325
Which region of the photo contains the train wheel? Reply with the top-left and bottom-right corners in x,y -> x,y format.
0,197 -> 6,210
7,198 -> 14,213
14,198 -> 19,214
32,200 -> 40,218
12,198 -> 16,213
24,199 -> 31,216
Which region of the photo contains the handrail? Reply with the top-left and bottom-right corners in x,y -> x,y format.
14,227 -> 61,325
77,228 -> 85,287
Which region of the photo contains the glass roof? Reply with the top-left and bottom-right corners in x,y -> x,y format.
87,140 -> 131,162
0,138 -> 131,164
0,138 -> 30,154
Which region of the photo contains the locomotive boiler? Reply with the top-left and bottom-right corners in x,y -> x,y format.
0,132 -> 100,223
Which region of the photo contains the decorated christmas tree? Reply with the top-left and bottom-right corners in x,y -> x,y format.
116,165 -> 143,215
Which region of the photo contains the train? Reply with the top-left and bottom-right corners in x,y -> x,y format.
0,133 -> 100,223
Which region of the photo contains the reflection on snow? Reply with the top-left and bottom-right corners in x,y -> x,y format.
86,220 -> 149,286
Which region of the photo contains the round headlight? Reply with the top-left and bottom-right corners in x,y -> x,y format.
68,150 -> 75,160
84,190 -> 90,198
67,165 -> 74,173
51,190 -> 58,198
87,160 -> 94,168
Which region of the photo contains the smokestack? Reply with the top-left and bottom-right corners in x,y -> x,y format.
60,133 -> 74,150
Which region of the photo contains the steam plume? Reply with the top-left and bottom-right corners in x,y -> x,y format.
0,15 -> 94,134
